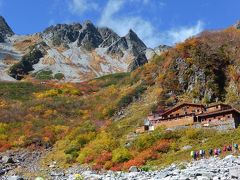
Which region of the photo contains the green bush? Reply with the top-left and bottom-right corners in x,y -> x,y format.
0,82 -> 47,101
54,73 -> 65,80
35,70 -> 53,80
185,128 -> 201,140
112,148 -> 132,163
133,133 -> 155,151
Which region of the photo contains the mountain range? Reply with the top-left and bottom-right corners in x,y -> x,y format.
0,16 -> 169,82
1,15 -> 240,178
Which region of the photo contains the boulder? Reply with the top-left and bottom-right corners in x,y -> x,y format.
229,167 -> 240,178
7,176 -> 24,180
0,169 -> 6,175
129,166 -> 139,172
196,176 -> 211,180
2,156 -> 15,163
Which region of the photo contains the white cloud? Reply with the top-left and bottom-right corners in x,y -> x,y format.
98,0 -> 204,48
165,21 -> 204,45
68,0 -> 99,15
98,0 -> 160,47
66,0 -> 204,47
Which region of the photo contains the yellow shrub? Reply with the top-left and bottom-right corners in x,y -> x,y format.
34,89 -> 61,98
30,104 -> 45,112
0,100 -> 7,108
43,109 -> 57,118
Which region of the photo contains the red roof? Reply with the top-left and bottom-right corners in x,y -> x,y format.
161,102 -> 204,116
198,108 -> 240,117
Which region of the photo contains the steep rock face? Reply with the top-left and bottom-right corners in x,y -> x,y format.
9,43 -> 46,80
28,21 -> 148,81
98,27 -> 120,48
77,21 -> 103,49
0,18 -> 150,82
105,29 -> 148,70
0,16 -> 14,42
42,23 -> 82,45
125,29 -> 147,54
158,28 -> 240,105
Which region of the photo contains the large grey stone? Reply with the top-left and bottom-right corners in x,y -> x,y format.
7,176 -> 24,180
129,166 -> 139,172
2,156 -> 14,163
229,167 -> 240,178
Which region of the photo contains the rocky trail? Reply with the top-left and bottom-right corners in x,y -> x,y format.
1,150 -> 240,179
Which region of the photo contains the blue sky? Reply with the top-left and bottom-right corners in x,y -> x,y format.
1,0 -> 240,47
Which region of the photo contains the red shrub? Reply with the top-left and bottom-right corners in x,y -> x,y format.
123,149 -> 159,170
0,141 -> 11,152
123,158 -> 145,170
84,155 -> 95,163
95,151 -> 112,165
110,163 -> 123,171
152,139 -> 170,153
92,164 -> 103,171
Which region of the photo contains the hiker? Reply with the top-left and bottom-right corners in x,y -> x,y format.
223,145 -> 227,152
190,151 -> 195,159
209,149 -> 213,156
233,143 -> 238,154
214,149 -> 218,156
234,143 -> 238,150
227,145 -> 232,151
199,150 -> 205,158
202,150 -> 206,157
195,151 -> 199,159
217,148 -> 221,155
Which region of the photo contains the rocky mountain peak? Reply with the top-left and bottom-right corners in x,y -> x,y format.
125,29 -> 147,53
98,27 -> 119,40
126,29 -> 137,38
42,23 -> 82,45
0,16 -> 14,42
77,20 -> 103,49
98,27 -> 120,48
0,16 -> 14,36
9,20 -> 150,81
126,29 -> 143,43
82,20 -> 94,28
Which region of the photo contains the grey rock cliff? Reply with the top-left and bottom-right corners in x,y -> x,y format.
0,16 -> 14,42
42,21 -> 148,71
